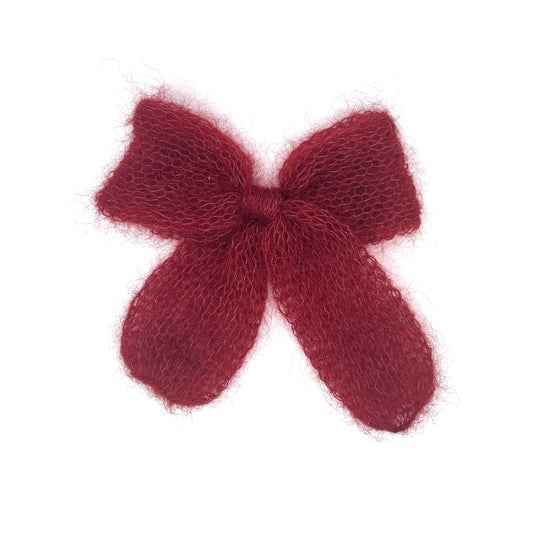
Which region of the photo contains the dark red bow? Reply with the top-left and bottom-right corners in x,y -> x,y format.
96,97 -> 436,432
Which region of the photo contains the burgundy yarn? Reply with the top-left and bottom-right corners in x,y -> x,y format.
96,97 -> 436,432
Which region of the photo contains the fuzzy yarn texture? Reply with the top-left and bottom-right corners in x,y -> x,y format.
96,97 -> 436,433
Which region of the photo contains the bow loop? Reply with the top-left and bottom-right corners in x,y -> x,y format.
279,110 -> 421,245
96,97 -> 254,241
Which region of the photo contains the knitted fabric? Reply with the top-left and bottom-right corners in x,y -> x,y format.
96,97 -> 436,432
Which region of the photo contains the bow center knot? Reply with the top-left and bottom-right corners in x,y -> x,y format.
242,185 -> 282,224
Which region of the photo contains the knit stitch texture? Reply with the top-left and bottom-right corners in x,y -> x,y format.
96,97 -> 436,432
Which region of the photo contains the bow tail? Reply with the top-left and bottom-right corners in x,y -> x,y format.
121,230 -> 267,407
267,211 -> 436,432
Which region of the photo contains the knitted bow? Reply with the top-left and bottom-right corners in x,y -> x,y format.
96,97 -> 436,432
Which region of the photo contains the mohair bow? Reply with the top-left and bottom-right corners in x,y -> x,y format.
96,97 -> 436,432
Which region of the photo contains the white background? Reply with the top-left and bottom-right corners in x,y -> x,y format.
2,1 -> 532,531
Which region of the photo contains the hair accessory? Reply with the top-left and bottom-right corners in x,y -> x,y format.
96,96 -> 436,432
